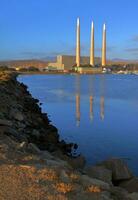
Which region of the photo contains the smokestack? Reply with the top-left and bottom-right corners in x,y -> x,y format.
102,23 -> 106,67
76,18 -> 80,67
90,21 -> 95,66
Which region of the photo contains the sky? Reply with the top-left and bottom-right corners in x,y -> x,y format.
0,0 -> 138,60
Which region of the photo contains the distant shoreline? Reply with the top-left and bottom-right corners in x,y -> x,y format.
18,71 -> 138,76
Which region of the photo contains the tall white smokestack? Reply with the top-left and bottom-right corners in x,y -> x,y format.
102,23 -> 106,67
90,21 -> 95,66
76,18 -> 80,67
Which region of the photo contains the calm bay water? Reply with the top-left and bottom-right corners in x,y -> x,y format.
18,74 -> 138,175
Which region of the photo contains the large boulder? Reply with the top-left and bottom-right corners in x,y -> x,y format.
85,166 -> 112,184
18,141 -> 28,152
31,129 -> 40,138
110,186 -> 129,200
98,158 -> 133,182
14,112 -> 24,121
126,193 -> 138,200
0,126 -> 27,142
119,177 -> 138,193
67,155 -> 86,169
10,109 -> 24,122
46,159 -> 69,168
80,175 -> 110,190
27,143 -> 41,154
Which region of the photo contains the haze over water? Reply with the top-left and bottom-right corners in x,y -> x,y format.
19,74 -> 138,175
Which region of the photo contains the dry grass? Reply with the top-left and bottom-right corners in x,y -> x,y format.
69,173 -> 79,181
54,182 -> 75,194
47,194 -> 68,200
38,168 -> 58,181
86,185 -> 101,193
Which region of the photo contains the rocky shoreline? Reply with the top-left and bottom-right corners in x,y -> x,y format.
0,71 -> 138,200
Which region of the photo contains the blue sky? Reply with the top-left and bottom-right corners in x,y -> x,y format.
0,0 -> 138,60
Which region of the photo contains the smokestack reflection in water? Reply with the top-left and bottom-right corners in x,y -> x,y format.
90,95 -> 93,120
75,75 -> 105,126
75,75 -> 81,126
100,75 -> 105,120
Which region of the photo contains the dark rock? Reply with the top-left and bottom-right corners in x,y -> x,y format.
58,140 -> 74,155
47,125 -> 58,132
18,141 -> 28,151
126,193 -> 138,200
98,158 -> 133,182
67,155 -> 86,169
80,175 -> 110,190
0,126 -> 27,142
85,166 -> 112,184
119,177 -> 138,193
31,129 -> 40,138
74,143 -> 78,150
27,143 -> 41,154
110,186 -> 129,200
0,119 -> 12,126
10,110 -> 24,121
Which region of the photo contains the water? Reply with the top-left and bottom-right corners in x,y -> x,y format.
18,74 -> 138,175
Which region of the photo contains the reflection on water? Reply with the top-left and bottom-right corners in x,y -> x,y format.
100,96 -> 104,120
18,74 -> 138,175
76,94 -> 80,126
75,75 -> 80,126
90,95 -> 93,121
75,75 -> 105,124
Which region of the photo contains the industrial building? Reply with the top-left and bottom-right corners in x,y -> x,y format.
48,55 -> 101,71
48,18 -> 106,73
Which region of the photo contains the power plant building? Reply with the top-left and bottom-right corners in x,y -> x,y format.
48,18 -> 106,73
48,55 -> 101,71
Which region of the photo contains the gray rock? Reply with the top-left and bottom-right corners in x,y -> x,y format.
10,109 -> 24,121
59,170 -> 70,183
0,126 -> 6,134
46,159 -> 69,168
85,166 -> 112,184
68,155 -> 86,169
110,186 -> 128,200
80,175 -> 110,190
100,193 -> 114,200
0,126 -> 26,142
14,112 -> 24,121
18,141 -> 28,151
32,129 -> 40,138
17,122 -> 26,129
101,191 -> 113,200
0,119 -> 12,126
71,193 -> 113,200
99,158 -> 133,182
119,177 -> 138,193
126,192 -> 138,200
27,143 -> 41,154
41,150 -> 55,160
